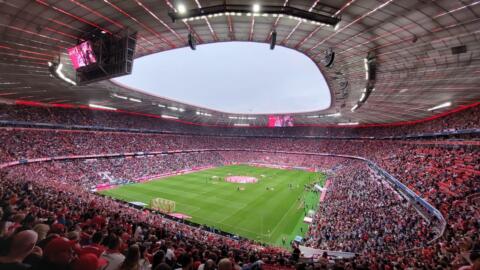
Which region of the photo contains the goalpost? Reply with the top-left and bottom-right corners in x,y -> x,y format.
150,198 -> 176,213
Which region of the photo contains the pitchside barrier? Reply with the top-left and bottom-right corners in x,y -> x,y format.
150,198 -> 176,213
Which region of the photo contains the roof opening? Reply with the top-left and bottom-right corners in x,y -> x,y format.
113,42 -> 331,114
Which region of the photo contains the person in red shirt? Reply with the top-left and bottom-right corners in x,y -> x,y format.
79,232 -> 106,257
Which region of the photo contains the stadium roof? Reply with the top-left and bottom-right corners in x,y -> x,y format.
0,0 -> 479,127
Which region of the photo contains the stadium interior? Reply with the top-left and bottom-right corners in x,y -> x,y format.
0,0 -> 479,270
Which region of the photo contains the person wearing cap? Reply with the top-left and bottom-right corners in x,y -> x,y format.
80,232 -> 106,258
36,236 -> 77,270
0,230 -> 38,270
71,253 -> 108,270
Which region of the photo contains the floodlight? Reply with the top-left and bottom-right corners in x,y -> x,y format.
177,3 -> 186,14
428,102 -> 451,111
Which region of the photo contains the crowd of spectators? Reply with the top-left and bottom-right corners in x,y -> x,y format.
1,152 -> 225,190
305,160 -> 434,253
0,158 -> 294,270
0,103 -> 479,137
0,103 -> 479,269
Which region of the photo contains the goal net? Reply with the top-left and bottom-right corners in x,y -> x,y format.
150,198 -> 176,213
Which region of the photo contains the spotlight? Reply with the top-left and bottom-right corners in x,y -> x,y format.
177,3 -> 186,14
252,3 -> 260,13
427,101 -> 451,111
334,22 -> 340,31
270,31 -> 277,50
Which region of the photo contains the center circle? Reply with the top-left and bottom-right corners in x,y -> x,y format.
225,176 -> 258,184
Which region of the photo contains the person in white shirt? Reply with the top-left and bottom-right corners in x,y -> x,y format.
101,234 -> 125,270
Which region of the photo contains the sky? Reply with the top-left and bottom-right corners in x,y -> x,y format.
113,41 -> 331,114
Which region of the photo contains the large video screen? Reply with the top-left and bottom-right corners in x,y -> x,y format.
268,115 -> 294,127
68,41 -> 97,70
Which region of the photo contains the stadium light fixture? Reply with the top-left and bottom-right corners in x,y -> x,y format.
364,58 -> 369,80
158,104 -> 166,108
177,3 -> 187,14
351,104 -> 359,112
359,91 -> 367,103
326,112 -> 341,117
234,123 -> 250,127
197,112 -> 212,117
112,93 -> 128,100
161,114 -> 179,119
55,63 -> 61,73
53,63 -> 77,86
427,101 -> 451,111
338,122 -> 359,126
89,103 -> 117,111
308,112 -> 341,119
334,22 -> 340,31
169,4 -> 340,26
0,82 -> 21,85
129,98 -> 142,103
169,106 -> 179,111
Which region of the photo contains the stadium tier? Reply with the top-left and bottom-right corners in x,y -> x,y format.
1,0 -> 480,269
0,102 -> 478,269
1,103 -> 480,138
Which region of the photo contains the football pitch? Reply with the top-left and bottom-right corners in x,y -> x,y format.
100,164 -> 325,247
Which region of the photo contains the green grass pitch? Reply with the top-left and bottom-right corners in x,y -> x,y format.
100,164 -> 325,247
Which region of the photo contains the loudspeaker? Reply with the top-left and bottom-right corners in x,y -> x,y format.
367,60 -> 376,81
322,48 -> 335,68
270,31 -> 277,50
188,32 -> 196,50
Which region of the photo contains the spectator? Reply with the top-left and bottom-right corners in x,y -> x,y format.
174,253 -> 193,270
218,258 -> 234,270
119,244 -> 141,270
101,234 -> 125,270
37,236 -> 77,270
80,232 -> 106,257
0,230 -> 38,270
72,253 -> 108,270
